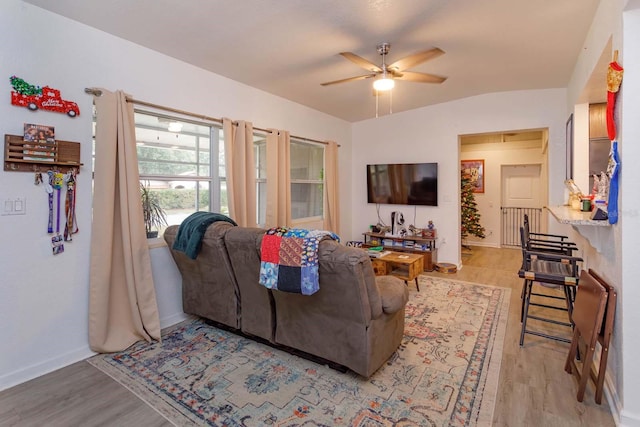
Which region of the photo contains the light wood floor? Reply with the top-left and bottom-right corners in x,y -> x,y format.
0,246 -> 615,426
427,246 -> 615,427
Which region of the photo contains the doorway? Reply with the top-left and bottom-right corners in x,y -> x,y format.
460,129 -> 549,250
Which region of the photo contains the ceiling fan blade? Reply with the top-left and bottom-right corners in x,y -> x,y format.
388,47 -> 445,72
320,73 -> 377,86
340,52 -> 383,72
396,71 -> 447,84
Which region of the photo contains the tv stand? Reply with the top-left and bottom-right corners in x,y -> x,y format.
362,232 -> 437,272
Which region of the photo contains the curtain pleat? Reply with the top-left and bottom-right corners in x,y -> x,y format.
323,141 -> 340,234
223,118 -> 257,227
265,129 -> 291,228
88,89 -> 161,353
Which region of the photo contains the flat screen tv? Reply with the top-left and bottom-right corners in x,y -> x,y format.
367,162 -> 438,206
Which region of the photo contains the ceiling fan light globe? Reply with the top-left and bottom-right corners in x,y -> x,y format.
373,77 -> 395,91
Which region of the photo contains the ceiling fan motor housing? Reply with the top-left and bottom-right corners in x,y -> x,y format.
377,43 -> 391,56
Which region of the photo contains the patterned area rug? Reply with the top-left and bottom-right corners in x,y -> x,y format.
88,276 -> 510,426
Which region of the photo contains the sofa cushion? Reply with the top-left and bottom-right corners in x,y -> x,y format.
376,275 -> 409,314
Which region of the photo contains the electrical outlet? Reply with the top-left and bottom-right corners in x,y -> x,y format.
441,237 -> 447,244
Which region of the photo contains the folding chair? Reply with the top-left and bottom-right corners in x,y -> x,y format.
518,227 -> 583,346
523,213 -> 577,255
564,270 -> 608,402
586,269 -> 617,404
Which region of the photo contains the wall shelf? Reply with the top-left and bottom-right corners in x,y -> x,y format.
4,134 -> 82,174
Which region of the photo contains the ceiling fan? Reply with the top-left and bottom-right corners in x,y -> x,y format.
321,43 -> 447,91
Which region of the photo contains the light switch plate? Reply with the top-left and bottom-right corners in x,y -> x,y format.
1,198 -> 26,215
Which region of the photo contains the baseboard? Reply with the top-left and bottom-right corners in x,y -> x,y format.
620,409 -> 640,427
0,345 -> 95,392
602,369 -> 623,425
160,312 -> 190,329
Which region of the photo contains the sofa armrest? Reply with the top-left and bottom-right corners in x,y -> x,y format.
375,275 -> 409,314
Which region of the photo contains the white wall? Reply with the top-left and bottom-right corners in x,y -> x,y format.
351,89 -> 567,266
0,0 -> 351,390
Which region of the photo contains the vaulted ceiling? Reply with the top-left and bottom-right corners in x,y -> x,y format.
24,0 -> 602,122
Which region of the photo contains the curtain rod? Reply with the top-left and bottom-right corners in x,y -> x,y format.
84,87 -> 338,147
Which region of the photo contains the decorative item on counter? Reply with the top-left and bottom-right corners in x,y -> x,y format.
10,75 -> 80,117
428,220 -> 434,230
565,179 -> 584,210
592,172 -> 608,203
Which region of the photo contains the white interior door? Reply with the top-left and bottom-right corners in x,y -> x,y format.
501,164 -> 543,246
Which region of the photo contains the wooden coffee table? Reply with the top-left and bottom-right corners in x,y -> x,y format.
370,251 -> 424,291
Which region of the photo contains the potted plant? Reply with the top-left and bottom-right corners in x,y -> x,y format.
140,181 -> 168,238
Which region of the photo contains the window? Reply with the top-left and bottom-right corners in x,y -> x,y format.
254,134 -> 268,226
290,140 -> 324,221
134,112 -> 227,232
254,136 -> 324,227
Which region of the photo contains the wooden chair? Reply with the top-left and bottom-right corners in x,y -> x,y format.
584,269 -> 617,404
564,270 -> 608,402
518,226 -> 583,346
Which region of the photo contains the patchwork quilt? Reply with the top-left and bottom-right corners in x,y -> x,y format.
259,227 -> 340,295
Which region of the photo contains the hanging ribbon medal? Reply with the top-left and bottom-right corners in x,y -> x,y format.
64,170 -> 79,241
51,171 -> 65,255
45,171 -> 54,233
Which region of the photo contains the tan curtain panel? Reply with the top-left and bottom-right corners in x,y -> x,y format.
323,140 -> 340,234
88,89 -> 161,353
222,118 -> 257,227
265,129 -> 291,228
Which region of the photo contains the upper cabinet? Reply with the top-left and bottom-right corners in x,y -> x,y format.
589,103 -> 607,139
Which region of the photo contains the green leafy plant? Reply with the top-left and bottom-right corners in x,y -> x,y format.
140,181 -> 168,238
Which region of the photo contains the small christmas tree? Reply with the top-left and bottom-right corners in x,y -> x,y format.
10,76 -> 42,96
461,171 -> 486,243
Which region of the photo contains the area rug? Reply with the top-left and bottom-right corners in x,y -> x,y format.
88,276 -> 510,426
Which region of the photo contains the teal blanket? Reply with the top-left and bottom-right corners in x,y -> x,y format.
172,212 -> 237,259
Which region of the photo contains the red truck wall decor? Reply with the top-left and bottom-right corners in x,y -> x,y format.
9,76 -> 80,117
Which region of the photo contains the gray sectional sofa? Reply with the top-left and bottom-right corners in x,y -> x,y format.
164,222 -> 409,378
